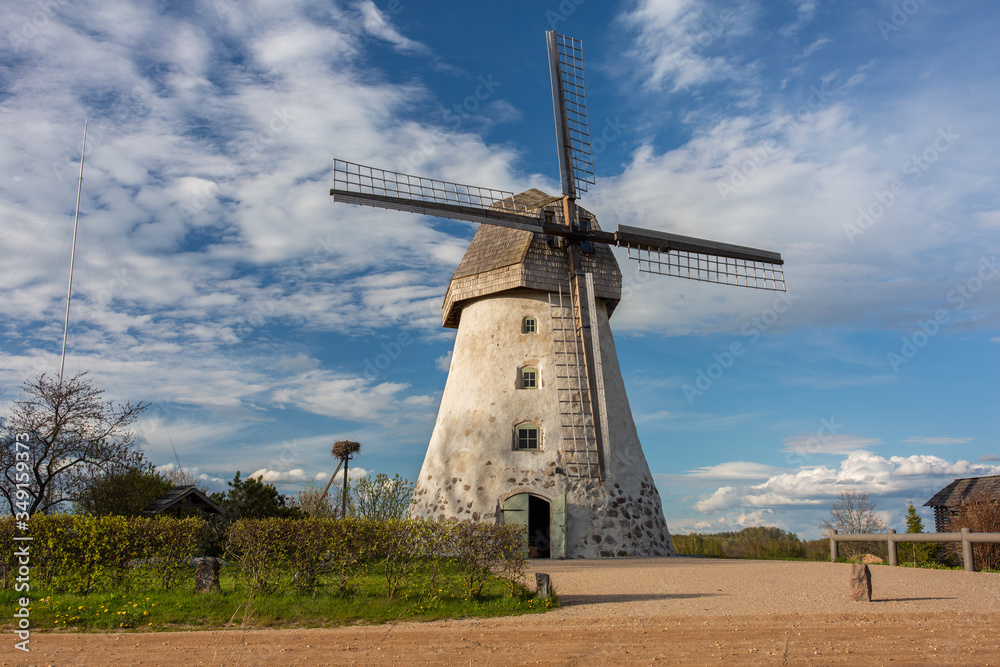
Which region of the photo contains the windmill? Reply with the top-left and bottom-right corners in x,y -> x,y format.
330,32 -> 785,558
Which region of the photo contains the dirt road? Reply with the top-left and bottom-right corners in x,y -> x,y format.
7,558 -> 1000,666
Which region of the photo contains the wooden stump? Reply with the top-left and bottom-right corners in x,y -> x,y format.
194,557 -> 221,593
535,573 -> 551,600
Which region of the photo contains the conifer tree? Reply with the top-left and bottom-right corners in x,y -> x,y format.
900,503 -> 935,566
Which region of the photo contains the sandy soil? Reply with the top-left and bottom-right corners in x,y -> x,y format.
7,557 -> 1000,666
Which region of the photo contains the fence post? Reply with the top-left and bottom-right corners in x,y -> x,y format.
887,529 -> 897,567
962,527 -> 975,572
830,529 -> 838,562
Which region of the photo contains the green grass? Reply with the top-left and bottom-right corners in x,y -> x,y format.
1,562 -> 556,633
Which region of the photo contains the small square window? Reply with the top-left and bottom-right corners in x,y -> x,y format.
515,425 -> 540,450
522,316 -> 537,334
520,367 -> 537,389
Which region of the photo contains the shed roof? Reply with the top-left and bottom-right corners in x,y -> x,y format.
442,189 -> 622,328
924,475 -> 1000,508
142,485 -> 226,516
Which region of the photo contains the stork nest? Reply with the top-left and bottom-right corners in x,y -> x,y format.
332,440 -> 361,459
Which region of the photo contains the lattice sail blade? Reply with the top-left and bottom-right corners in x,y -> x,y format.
547,31 -> 595,197
616,225 -> 786,291
330,159 -> 544,233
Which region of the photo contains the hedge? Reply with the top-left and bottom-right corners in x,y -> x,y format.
1,516 -> 528,599
0,515 -> 202,593
224,517 -> 527,597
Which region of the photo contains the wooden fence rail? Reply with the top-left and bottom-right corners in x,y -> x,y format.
828,528 -> 1000,571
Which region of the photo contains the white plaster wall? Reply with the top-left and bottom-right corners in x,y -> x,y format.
411,289 -> 674,558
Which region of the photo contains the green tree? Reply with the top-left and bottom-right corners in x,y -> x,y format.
211,471 -> 302,521
899,503 -> 935,566
352,473 -> 414,522
74,459 -> 172,517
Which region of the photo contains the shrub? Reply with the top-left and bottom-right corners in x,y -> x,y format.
449,521 -> 526,598
0,515 -> 201,593
371,519 -> 421,599
224,518 -> 290,593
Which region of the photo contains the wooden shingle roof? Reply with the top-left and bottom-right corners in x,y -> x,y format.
442,189 -> 622,328
924,475 -> 1000,508
142,485 -> 225,516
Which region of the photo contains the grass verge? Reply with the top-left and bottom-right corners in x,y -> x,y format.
1,562 -> 557,633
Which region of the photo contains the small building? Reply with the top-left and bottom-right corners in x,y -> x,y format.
924,475 -> 1000,532
142,485 -> 225,518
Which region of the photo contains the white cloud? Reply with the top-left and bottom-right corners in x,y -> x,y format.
247,468 -> 320,483
620,0 -> 758,92
800,37 -> 832,58
435,351 -> 452,372
682,461 -> 785,480
270,370 -> 410,421
779,0 -> 819,37
903,436 -> 973,446
781,433 -> 882,456
356,1 -> 430,56
692,452 -> 1000,514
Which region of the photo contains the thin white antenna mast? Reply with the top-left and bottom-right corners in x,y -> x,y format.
59,119 -> 87,385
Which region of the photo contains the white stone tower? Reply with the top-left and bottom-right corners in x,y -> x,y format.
410,190 -> 674,558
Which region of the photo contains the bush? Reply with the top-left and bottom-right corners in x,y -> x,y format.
224,518 -> 291,593
0,515 -> 532,601
449,521 -> 527,598
0,515 -> 202,593
74,464 -> 172,517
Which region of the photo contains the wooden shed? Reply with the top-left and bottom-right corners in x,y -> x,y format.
142,485 -> 225,518
924,475 -> 1000,532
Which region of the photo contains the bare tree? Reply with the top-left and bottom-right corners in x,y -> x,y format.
160,463 -> 210,494
0,373 -> 148,515
948,495 -> 1000,571
293,481 -> 339,518
821,490 -> 887,559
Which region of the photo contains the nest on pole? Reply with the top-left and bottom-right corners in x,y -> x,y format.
332,440 -> 361,460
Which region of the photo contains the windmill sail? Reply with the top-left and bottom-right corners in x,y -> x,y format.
330,159 -> 544,233
616,225 -> 786,291
547,31 -> 595,198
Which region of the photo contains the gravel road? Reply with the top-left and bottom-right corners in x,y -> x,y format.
8,557 -> 1000,666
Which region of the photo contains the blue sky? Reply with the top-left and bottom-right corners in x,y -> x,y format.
1,0 -> 998,538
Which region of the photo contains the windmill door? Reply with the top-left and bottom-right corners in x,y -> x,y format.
501,493 -> 567,559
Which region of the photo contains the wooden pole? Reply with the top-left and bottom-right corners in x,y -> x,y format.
962,527 -> 975,572
320,460 -> 343,499
341,455 -> 350,519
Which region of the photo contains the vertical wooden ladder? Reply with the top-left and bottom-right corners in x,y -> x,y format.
548,279 -> 601,478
